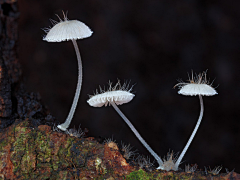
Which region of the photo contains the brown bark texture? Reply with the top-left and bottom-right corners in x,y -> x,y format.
0,0 -> 53,130
1,119 -> 240,179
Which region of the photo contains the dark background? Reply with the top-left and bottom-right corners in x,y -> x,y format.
18,0 -> 240,172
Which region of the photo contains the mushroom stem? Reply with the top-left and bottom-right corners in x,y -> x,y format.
175,95 -> 204,168
110,101 -> 164,167
57,39 -> 82,131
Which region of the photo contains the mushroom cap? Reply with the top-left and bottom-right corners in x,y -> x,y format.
43,20 -> 93,42
175,71 -> 218,96
87,90 -> 135,107
178,83 -> 217,96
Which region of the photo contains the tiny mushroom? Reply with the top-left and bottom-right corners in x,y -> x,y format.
87,81 -> 164,169
43,12 -> 93,131
174,71 -> 217,169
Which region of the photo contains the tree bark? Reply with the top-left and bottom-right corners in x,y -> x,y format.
1,119 -> 240,180
0,0 -> 19,128
0,0 -> 54,130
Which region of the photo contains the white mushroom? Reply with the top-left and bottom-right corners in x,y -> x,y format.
43,12 -> 93,131
174,71 -> 217,169
87,81 -> 164,168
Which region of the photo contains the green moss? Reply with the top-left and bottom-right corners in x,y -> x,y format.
2,119 -> 233,180
0,120 -> 136,179
56,142 -> 70,168
65,138 -> 74,157
126,169 -> 153,180
11,131 -> 28,171
0,138 -> 8,152
52,156 -> 59,170
35,131 -> 52,163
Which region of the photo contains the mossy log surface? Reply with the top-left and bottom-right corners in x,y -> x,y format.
0,119 -> 239,180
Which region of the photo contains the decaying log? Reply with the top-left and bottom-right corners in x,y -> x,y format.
1,119 -> 240,180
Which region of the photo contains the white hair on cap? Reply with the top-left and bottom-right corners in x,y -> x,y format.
178,83 -> 217,96
87,81 -> 135,107
175,71 -> 217,96
43,14 -> 92,42
88,90 -> 135,107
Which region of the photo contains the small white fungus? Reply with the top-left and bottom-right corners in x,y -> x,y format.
173,70 -> 218,170
43,14 -> 93,42
175,71 -> 217,96
87,81 -> 135,107
43,12 -> 93,131
158,152 -> 178,171
87,81 -> 164,168
178,84 -> 217,96
87,90 -> 134,107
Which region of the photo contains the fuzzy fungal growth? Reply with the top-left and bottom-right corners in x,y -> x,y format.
87,81 -> 164,169
43,12 -> 93,131
174,71 -> 217,170
65,125 -> 85,138
103,137 -> 118,150
121,142 -> 137,160
136,155 -> 154,170
185,164 -> 198,173
209,166 -> 222,175
157,152 -> 178,171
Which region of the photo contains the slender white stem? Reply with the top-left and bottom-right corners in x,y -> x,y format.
57,39 -> 82,131
110,101 -> 164,167
175,95 -> 204,168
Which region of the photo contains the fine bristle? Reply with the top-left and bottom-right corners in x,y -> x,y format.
157,151 -> 179,171
174,71 -> 217,96
185,164 -> 198,173
43,12 -> 93,42
87,81 -> 135,107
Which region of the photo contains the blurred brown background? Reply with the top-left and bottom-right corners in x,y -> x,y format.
18,0 -> 240,171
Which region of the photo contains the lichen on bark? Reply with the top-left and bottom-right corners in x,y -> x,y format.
0,119 -> 135,179
1,119 -> 240,179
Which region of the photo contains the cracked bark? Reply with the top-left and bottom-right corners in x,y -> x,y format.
0,0 -> 20,127
0,0 -> 54,130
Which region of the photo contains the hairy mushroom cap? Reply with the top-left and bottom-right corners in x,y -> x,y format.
43,14 -> 93,42
175,71 -> 217,96
87,81 -> 135,107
